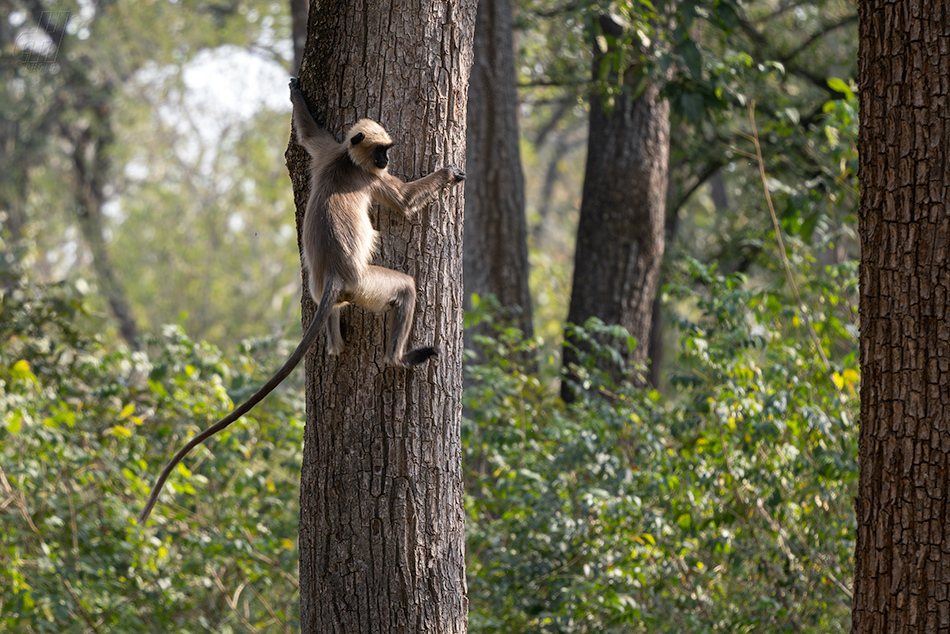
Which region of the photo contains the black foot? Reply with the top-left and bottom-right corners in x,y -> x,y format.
402,346 -> 439,367
446,165 -> 466,182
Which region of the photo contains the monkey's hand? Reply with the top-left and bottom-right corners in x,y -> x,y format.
289,76 -> 301,94
443,166 -> 466,184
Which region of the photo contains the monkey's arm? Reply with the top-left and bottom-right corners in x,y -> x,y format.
372,166 -> 465,217
289,78 -> 338,157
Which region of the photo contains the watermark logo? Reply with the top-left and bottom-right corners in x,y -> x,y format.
14,12 -> 70,69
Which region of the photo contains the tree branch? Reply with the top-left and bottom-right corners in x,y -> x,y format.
22,0 -> 68,47
780,14 -> 859,64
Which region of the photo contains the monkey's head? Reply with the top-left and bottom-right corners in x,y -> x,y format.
346,119 -> 394,173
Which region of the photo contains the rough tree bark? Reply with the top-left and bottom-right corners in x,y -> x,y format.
285,2 -> 477,633
851,2 -> 950,632
464,0 -> 533,347
561,15 -> 669,401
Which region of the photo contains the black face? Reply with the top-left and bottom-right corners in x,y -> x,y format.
373,144 -> 392,169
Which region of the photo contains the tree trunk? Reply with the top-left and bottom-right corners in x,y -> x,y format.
561,15 -> 669,401
463,0 -> 533,348
0,119 -> 28,251
851,2 -> 950,632
69,91 -> 141,350
288,0 -> 307,72
647,166 -> 727,389
286,2 -> 476,633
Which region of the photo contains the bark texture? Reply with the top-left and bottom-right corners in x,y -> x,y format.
562,16 -> 669,400
852,2 -> 950,632
464,0 -> 533,343
285,1 -> 476,633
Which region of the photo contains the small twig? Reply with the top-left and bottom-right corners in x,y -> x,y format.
745,100 -> 831,371
66,478 -> 80,553
0,465 -> 103,634
780,15 -> 859,64
727,146 -> 758,160
247,580 -> 294,634
211,568 -> 261,633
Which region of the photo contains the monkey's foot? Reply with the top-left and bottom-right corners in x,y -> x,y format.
446,166 -> 466,182
388,346 -> 438,367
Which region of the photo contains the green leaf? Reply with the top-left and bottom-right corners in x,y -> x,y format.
6,410 -> 23,434
680,38 -> 703,78
827,77 -> 855,100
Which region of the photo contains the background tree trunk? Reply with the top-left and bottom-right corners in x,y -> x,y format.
851,2 -> 950,632
648,167 -> 728,389
289,0 -> 307,72
68,88 -> 141,350
464,0 -> 533,348
286,2 -> 477,633
0,117 -> 29,252
1,7 -> 140,345
561,15 -> 669,401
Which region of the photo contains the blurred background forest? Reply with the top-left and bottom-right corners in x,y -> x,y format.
1,0 -> 860,632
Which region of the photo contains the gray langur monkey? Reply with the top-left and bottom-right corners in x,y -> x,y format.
137,77 -> 465,524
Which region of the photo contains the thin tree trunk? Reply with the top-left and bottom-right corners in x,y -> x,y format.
287,2 -> 476,633
851,2 -> 950,632
288,0 -> 307,73
0,119 -> 28,249
69,92 -> 140,349
464,0 -> 533,349
561,15 -> 669,402
647,166 -> 726,388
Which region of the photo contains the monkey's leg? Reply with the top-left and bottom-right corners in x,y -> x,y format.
386,274 -> 416,364
350,266 -> 437,367
327,306 -> 344,355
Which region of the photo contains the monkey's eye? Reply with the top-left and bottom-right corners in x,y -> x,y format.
351,132 -> 365,146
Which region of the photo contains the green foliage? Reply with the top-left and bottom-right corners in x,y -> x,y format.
0,278 -> 301,633
1,261 -> 858,633
515,0 -> 859,354
3,0 -> 296,347
464,259 -> 858,633
113,102 -> 300,345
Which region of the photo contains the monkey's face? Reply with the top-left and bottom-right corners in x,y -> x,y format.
346,119 -> 395,173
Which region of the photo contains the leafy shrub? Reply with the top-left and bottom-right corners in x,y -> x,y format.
0,260 -> 858,633
0,278 -> 302,633
464,259 -> 858,633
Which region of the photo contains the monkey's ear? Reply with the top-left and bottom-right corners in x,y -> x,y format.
351,132 -> 365,146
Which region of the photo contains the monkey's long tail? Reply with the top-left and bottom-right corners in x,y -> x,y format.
137,278 -> 342,525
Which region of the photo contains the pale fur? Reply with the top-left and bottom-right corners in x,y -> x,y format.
346,119 -> 393,171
